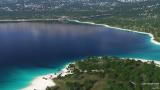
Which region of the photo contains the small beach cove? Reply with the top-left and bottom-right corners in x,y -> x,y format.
0,20 -> 160,90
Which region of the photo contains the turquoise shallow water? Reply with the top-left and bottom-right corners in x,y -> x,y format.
117,34 -> 160,60
0,62 -> 69,90
0,22 -> 160,90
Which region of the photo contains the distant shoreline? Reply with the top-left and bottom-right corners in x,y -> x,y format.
0,19 -> 158,45
0,19 -> 59,22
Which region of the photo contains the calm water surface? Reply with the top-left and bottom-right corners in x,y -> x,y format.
0,22 -> 160,90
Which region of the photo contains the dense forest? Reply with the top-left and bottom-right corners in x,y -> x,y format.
47,57 -> 160,90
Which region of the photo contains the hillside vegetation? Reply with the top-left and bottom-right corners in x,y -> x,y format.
47,57 -> 160,90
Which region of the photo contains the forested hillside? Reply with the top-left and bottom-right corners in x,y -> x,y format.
47,57 -> 160,90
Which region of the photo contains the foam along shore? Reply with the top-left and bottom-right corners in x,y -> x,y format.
122,57 -> 160,67
22,64 -> 72,90
68,20 -> 160,46
139,59 -> 160,67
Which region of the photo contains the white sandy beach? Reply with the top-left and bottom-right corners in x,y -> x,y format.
22,74 -> 56,90
22,64 -> 72,90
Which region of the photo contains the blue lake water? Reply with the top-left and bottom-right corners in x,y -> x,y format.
0,21 -> 160,90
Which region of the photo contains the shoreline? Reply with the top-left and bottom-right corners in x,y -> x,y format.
122,58 -> 160,67
0,19 -> 59,22
68,20 -> 160,46
22,64 -> 72,90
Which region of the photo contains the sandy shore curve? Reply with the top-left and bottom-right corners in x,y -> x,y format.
22,64 -> 71,90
